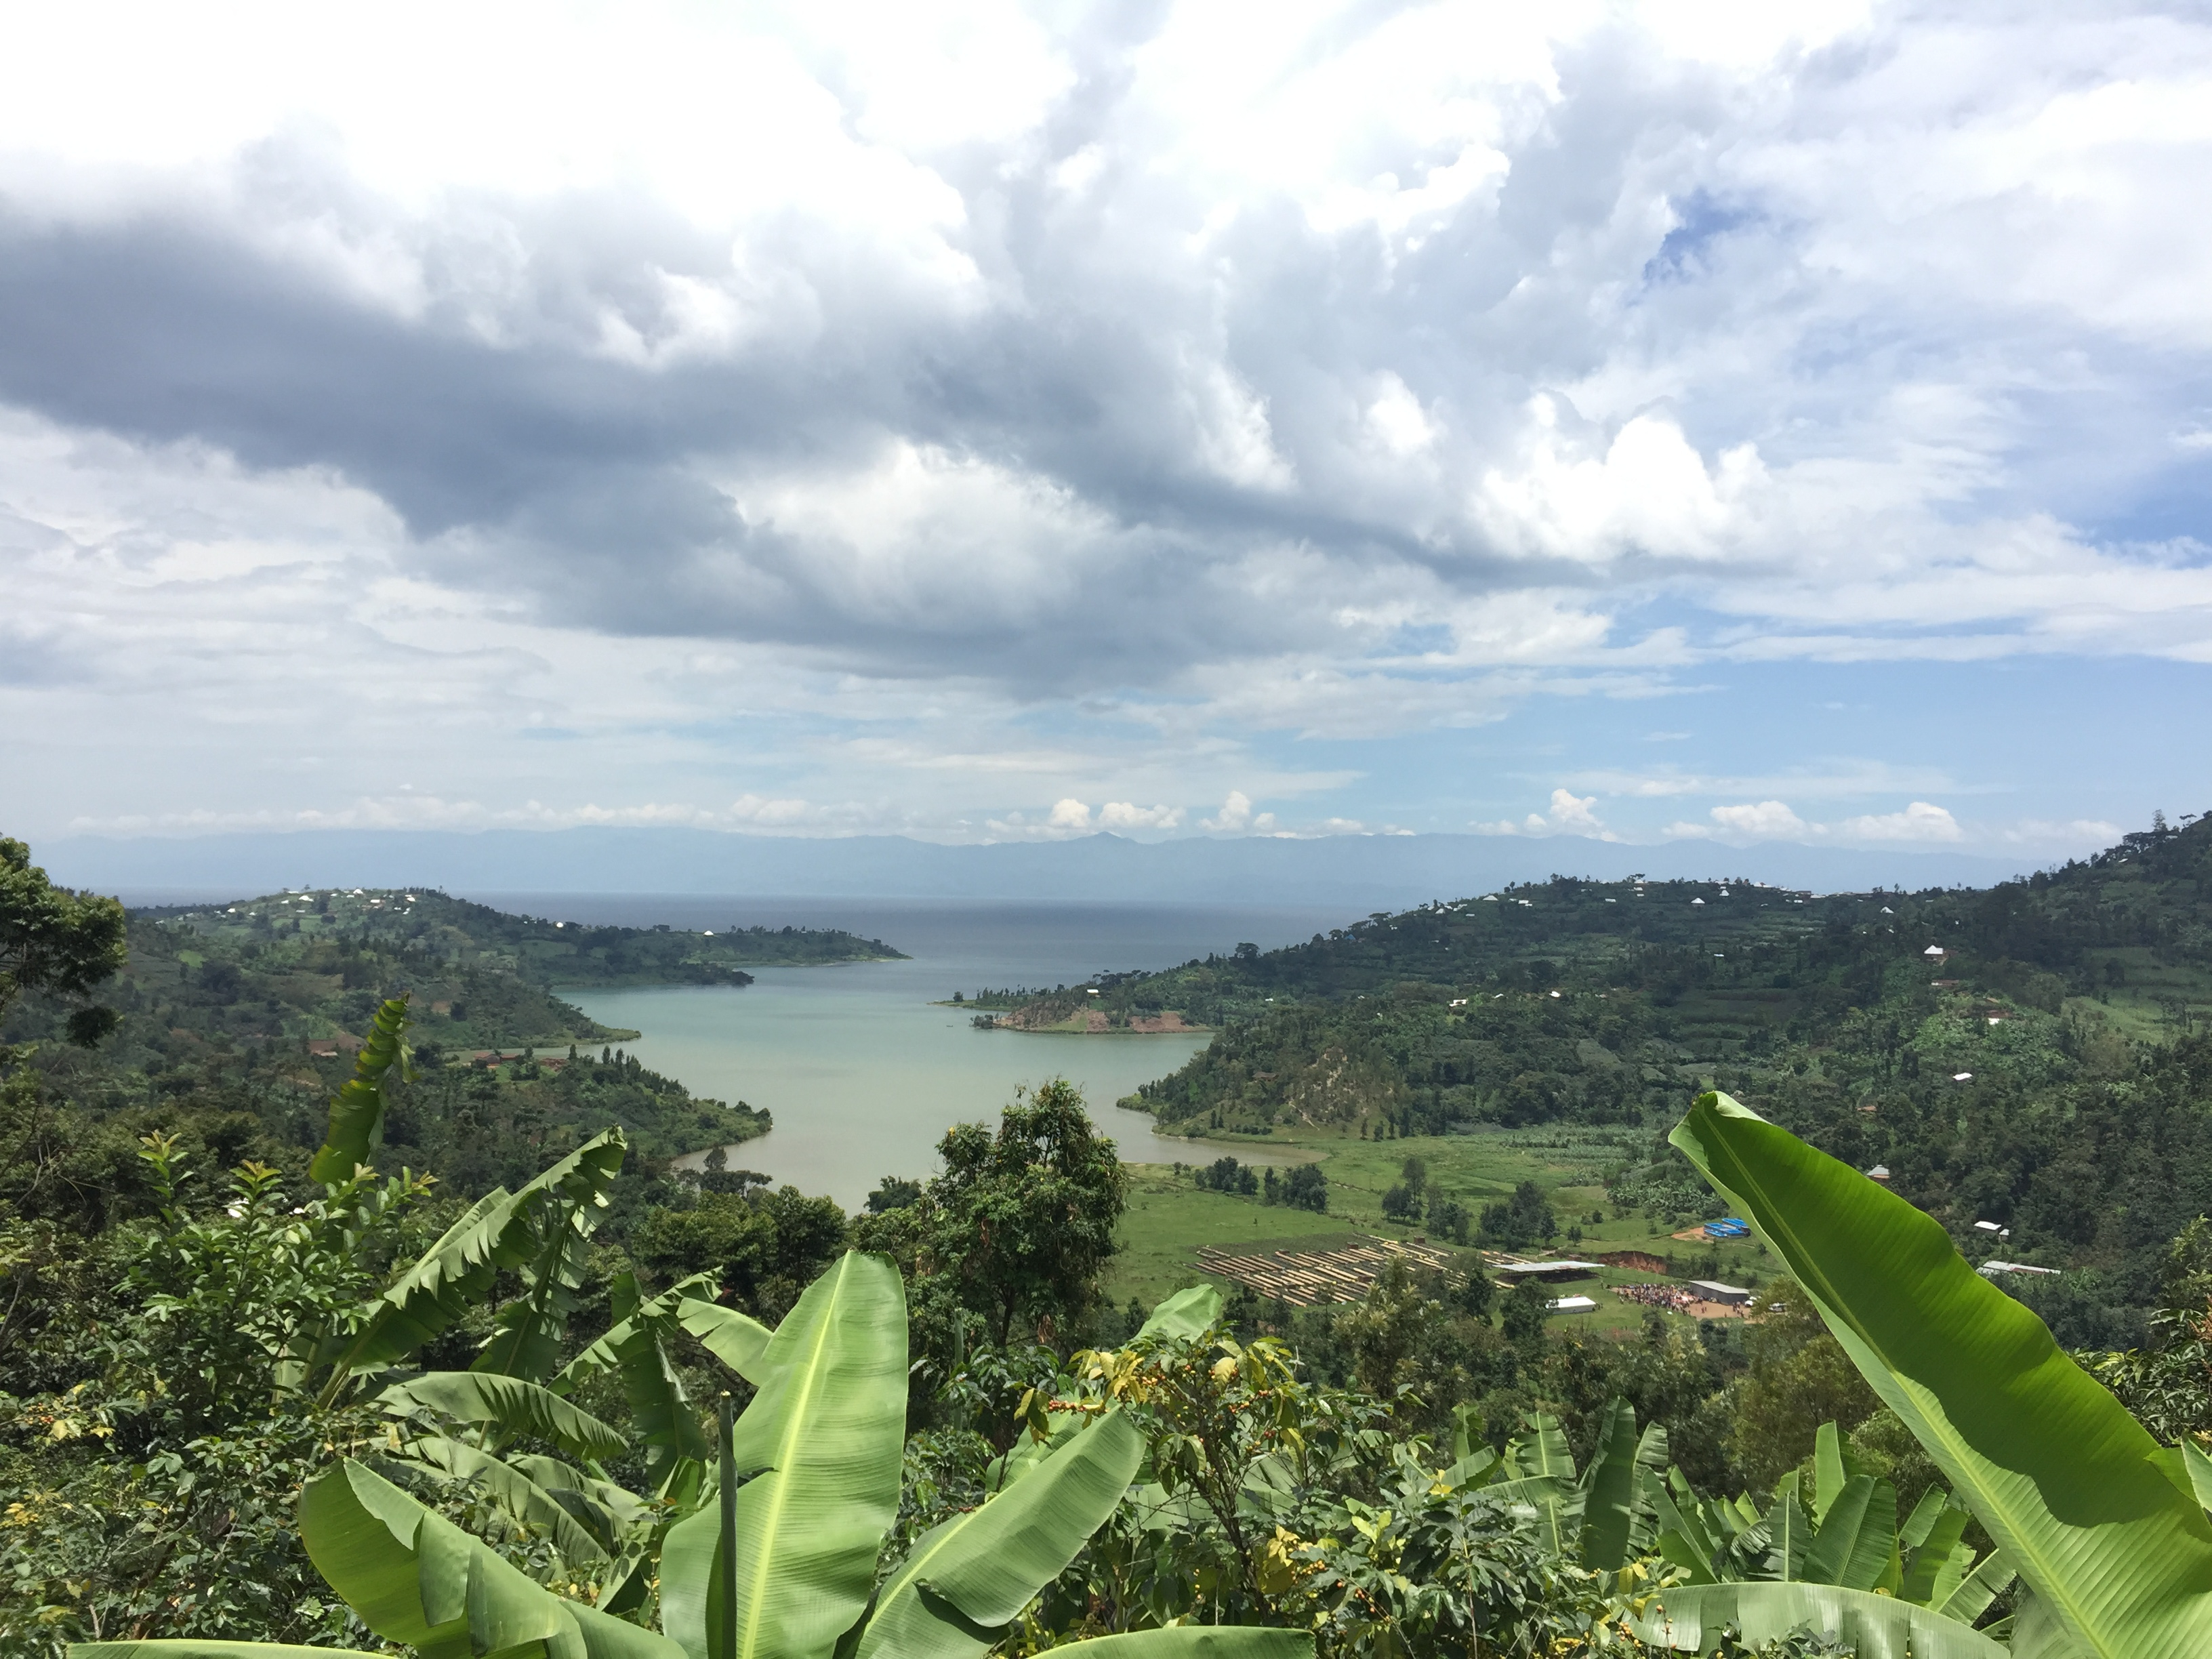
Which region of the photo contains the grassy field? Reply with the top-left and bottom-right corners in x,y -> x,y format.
1106,1124 -> 1775,1337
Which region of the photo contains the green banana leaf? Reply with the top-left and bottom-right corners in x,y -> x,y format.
555,1273 -> 720,1482
1802,1473 -> 1896,1592
2180,1439 -> 2212,1514
473,1132 -> 630,1382
1621,1421 -> 1671,1561
1763,1488 -> 1811,1582
1812,1420 -> 1849,1524
324,1132 -> 630,1391
1673,1090 -> 2212,1659
662,1251 -> 906,1659
386,1435 -> 612,1563
677,1296 -> 775,1382
504,1453 -> 654,1531
1133,1284 -> 1223,1345
1901,1505 -> 1974,1607
1437,1445 -> 1499,1490
319,1189 -> 522,1389
73,1647 -> 355,1659
1043,1631 -> 1312,1659
298,1458 -> 678,1659
1633,1582 -> 2009,1657
382,1371 -> 628,1460
1936,1548 -> 2018,1626
1647,1480 -> 1719,1584
309,996 -> 411,1185
1501,1411 -> 1576,1557
1578,1398 -> 1656,1570
855,1411 -> 1145,1659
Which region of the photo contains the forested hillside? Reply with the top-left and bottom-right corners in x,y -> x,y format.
0,876 -> 863,1231
1069,817 -> 2212,1346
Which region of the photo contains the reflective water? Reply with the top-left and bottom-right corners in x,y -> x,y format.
542,897 -> 1345,1210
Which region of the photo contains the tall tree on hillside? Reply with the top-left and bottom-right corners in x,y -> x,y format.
1,836 -> 127,1045
926,1078 -> 1127,1345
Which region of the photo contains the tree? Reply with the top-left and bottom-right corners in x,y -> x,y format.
865,1174 -> 923,1212
1277,1162 -> 1328,1213
922,1078 -> 1127,1345
1479,1179 -> 1556,1249
0,836 -> 127,1045
1729,1278 -> 1881,1490
1500,1275 -> 1551,1344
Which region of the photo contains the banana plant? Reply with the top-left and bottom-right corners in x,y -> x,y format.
1423,1399 -> 1666,1575
70,1254 -> 1311,1659
1641,1418 -> 2015,1646
1659,1088 -> 2212,1659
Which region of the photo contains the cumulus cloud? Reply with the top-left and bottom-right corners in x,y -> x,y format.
1099,801 -> 1185,830
1665,800 -> 1818,840
1202,792 -> 1277,834
1477,788 -> 1615,839
1839,802 -> 1965,842
3,5 -> 2209,840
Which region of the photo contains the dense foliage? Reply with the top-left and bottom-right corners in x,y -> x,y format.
1082,817 -> 2212,1346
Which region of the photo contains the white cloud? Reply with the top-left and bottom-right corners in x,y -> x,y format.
1098,801 -> 1185,830
1476,787 -> 1616,839
1838,802 -> 1964,842
1046,798 -> 1093,830
1202,791 -> 1277,834
3,6 -> 2211,841
1666,800 -> 1819,840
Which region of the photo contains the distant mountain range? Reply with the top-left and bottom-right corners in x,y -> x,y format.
42,827 -> 2035,907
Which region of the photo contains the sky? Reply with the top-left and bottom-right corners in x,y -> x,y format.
3,1 -> 2210,858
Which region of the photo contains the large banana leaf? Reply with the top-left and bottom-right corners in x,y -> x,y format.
556,1272 -> 720,1481
1044,1631 -> 1311,1659
1633,1582 -> 2010,1657
1901,1505 -> 1974,1607
1763,1488 -> 1811,1582
856,1412 -> 1145,1659
1502,1412 -> 1576,1557
309,996 -> 412,1185
324,1132 -> 630,1392
1802,1473 -> 1896,1592
1937,1549 -> 2018,1626
382,1371 -> 628,1460
1134,1284 -> 1223,1344
298,1458 -> 678,1659
316,1189 -> 523,1392
73,1647 -> 354,1659
1579,1398 -> 1660,1570
662,1252 -> 906,1659
388,1435 -> 612,1563
1647,1480 -> 1719,1584
1673,1090 -> 2212,1659
677,1296 -> 775,1382
474,1132 -> 630,1382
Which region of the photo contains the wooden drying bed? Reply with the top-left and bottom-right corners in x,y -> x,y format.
1195,1235 -> 1461,1307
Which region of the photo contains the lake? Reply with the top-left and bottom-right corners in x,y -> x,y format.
510,895 -> 1348,1209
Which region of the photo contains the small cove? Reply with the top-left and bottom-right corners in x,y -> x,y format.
529,896 -> 1345,1210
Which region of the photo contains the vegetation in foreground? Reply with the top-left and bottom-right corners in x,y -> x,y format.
10,998 -> 2212,1659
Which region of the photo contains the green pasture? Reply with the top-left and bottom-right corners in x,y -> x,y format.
1107,1124 -> 1773,1328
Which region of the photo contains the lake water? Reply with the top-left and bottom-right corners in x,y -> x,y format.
518,896 -> 1348,1209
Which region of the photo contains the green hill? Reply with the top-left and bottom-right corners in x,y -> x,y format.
1,884 -> 904,1216
1036,815 -> 2212,1347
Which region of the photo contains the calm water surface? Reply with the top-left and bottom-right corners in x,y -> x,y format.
532,897 -> 1346,1209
